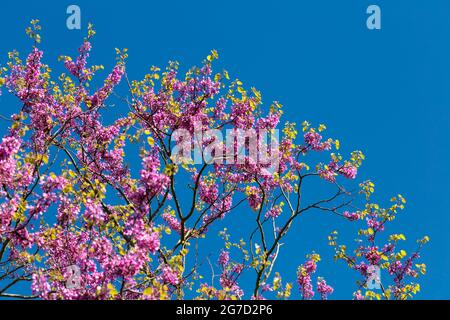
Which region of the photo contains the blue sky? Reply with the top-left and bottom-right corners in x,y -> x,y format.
0,0 -> 449,299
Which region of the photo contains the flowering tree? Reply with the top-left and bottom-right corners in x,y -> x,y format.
0,21 -> 428,300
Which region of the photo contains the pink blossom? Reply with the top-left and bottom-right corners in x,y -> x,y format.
304,132 -> 331,151
161,265 -> 179,286
339,163 -> 357,179
218,250 -> 230,267
83,199 -> 105,225
317,278 -> 334,300
265,205 -> 282,218
140,152 -> 170,196
343,211 -> 360,221
353,291 -> 365,300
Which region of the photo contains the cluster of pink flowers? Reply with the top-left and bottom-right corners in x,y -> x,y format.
162,212 -> 183,234
201,194 -> 233,230
343,211 -> 360,221
0,136 -> 21,160
265,205 -> 282,218
364,246 -> 382,265
246,186 -> 262,210
64,41 -> 92,81
0,136 -> 21,185
256,111 -> 281,130
0,23 -> 428,301
318,160 -> 358,183
140,152 -> 170,196
318,167 -> 337,183
199,179 -> 219,205
0,196 -> 20,234
161,265 -> 179,286
218,250 -> 230,267
316,278 -> 334,300
297,259 -> 317,299
124,218 -> 160,253
296,256 -> 333,300
88,64 -> 125,108
57,197 -> 80,226
353,291 -> 365,300
83,198 -> 105,225
367,217 -> 384,232
19,48 -> 44,104
304,131 -> 331,151
41,175 -> 68,193
231,101 -> 255,130
214,98 -> 227,120
219,263 -> 245,299
31,273 -> 52,298
339,163 -> 357,180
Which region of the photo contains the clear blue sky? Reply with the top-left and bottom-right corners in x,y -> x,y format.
0,0 -> 448,299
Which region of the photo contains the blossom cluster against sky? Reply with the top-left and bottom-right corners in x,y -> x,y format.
0,0 -> 448,299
